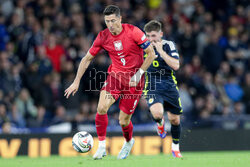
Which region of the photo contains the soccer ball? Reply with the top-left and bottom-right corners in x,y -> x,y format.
72,131 -> 94,153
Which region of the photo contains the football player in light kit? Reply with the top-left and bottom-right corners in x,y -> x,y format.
143,20 -> 183,157
64,5 -> 155,159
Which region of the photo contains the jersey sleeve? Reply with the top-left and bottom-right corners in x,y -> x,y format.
165,41 -> 179,59
132,26 -> 150,50
89,33 -> 102,56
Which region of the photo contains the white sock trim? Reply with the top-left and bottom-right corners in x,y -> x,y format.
99,140 -> 106,148
172,143 -> 179,151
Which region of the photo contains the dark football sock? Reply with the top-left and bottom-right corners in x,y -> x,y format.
171,124 -> 181,144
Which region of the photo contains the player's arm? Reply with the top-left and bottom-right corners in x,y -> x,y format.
73,52 -> 94,83
153,41 -> 180,71
140,44 -> 156,71
129,26 -> 156,87
129,44 -> 155,87
64,52 -> 94,98
65,32 -> 102,98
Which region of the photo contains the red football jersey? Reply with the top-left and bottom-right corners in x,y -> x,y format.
89,24 -> 149,86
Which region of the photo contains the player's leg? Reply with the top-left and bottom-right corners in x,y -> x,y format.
117,90 -> 141,159
146,94 -> 166,138
117,109 -> 135,159
93,90 -> 116,159
94,74 -> 121,159
119,110 -> 133,140
167,111 -> 182,158
149,102 -> 167,138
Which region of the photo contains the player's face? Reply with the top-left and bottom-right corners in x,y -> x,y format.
104,14 -> 122,35
146,31 -> 163,43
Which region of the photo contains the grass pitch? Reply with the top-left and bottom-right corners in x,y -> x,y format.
1,151 -> 250,167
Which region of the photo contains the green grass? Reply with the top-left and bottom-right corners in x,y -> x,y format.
1,151 -> 250,167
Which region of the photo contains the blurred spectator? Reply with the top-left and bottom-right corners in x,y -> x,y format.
15,88 -> 37,126
33,74 -> 54,109
221,104 -> 232,117
75,100 -> 97,124
34,45 -> 53,77
190,55 -> 201,74
28,105 -> 47,127
224,76 -> 244,102
202,72 -> 216,95
45,33 -> 66,72
16,19 -> 43,64
178,23 -> 197,64
196,24 -> 212,55
8,103 -> 26,128
22,62 -> 42,97
61,68 -> 80,111
197,94 -> 218,128
50,105 -> 68,125
0,103 -> 9,126
217,61 -> 231,79
0,13 -> 9,51
0,0 -> 14,17
5,42 -> 19,64
225,27 -> 247,67
192,96 -> 205,121
10,64 -> 23,93
202,31 -> 224,74
1,122 -> 12,134
0,51 -> 20,96
233,102 -> 245,116
50,72 -> 63,104
214,73 -> 231,107
75,101 -> 90,124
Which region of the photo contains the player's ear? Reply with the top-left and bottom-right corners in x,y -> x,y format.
119,16 -> 122,22
160,31 -> 163,38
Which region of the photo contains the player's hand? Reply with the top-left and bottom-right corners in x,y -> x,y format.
152,41 -> 163,55
64,81 -> 80,99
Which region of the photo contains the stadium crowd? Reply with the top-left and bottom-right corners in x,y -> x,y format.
0,0 -> 249,133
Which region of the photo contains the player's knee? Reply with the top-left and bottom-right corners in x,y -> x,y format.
169,117 -> 180,125
119,118 -> 130,127
97,104 -> 109,115
151,111 -> 163,120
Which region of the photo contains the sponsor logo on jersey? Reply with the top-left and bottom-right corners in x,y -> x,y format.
113,40 -> 123,51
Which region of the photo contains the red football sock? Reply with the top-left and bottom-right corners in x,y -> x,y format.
95,113 -> 108,141
122,121 -> 133,142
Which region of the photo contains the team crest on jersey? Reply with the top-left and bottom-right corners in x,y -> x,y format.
113,40 -> 123,51
148,98 -> 154,104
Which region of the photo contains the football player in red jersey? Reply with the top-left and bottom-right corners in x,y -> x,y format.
64,5 -> 155,159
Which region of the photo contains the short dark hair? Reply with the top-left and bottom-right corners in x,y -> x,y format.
144,20 -> 162,32
103,5 -> 120,17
